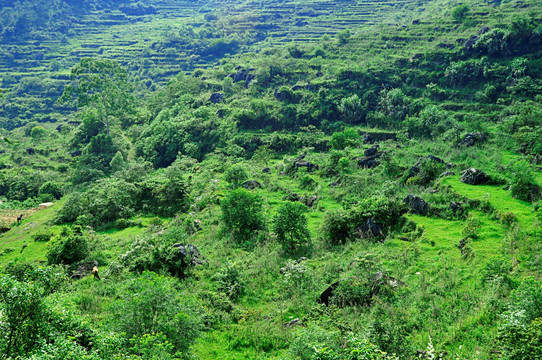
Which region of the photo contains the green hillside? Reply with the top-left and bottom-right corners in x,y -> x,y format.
0,0 -> 542,359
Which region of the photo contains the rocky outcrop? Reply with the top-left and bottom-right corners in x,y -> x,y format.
403,195 -> 430,215
458,132 -> 487,147
173,244 -> 203,266
294,155 -> 319,172
242,180 -> 262,190
354,217 -> 384,240
460,168 -> 490,185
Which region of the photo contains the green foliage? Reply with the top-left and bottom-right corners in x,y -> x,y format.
30,125 -> 46,139
273,202 -> 310,254
336,29 -> 351,45
118,227 -> 193,278
329,128 -> 360,150
111,272 -> 201,356
498,278 -> 542,359
220,189 -> 265,247
451,4 -> 470,22
225,165 -> 248,188
46,228 -> 90,265
59,58 -> 135,136
38,181 -> 62,200
509,160 -> 540,202
109,151 -> 125,173
213,261 -> 245,301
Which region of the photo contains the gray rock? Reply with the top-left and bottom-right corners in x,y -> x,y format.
403,195 -> 430,215
460,168 -> 490,185
241,180 -> 262,190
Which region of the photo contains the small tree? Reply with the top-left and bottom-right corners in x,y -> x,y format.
451,4 -> 470,22
220,189 -> 265,247
274,202 -> 310,254
224,165 -> 248,188
46,229 -> 90,265
59,58 -> 134,136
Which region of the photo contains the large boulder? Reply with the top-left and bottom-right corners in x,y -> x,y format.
449,202 -> 464,215
173,243 -> 203,266
403,195 -> 430,215
241,180 -> 262,190
458,132 -> 487,147
209,93 -> 224,103
301,195 -> 318,208
355,217 -> 384,240
364,145 -> 379,157
294,155 -> 319,172
460,168 -> 490,185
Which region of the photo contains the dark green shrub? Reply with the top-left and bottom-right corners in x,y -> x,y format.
329,128 -> 360,150
225,165 -> 248,188
32,231 -> 52,242
111,272 -> 201,356
220,189 -> 265,247
46,230 -> 90,265
321,208 -> 352,245
212,261 -> 245,301
38,181 -> 62,200
273,202 -> 310,254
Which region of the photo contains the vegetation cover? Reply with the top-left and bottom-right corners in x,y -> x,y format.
1,0 -> 542,359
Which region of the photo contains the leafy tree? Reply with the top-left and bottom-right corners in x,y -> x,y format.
337,29 -> 351,45
220,189 -> 265,247
274,202 -> 310,253
109,151 -> 125,172
451,4 -> 470,22
225,165 -> 248,188
510,160 -> 540,202
111,272 -> 201,356
329,128 -> 360,150
47,229 -> 90,265
59,58 -> 134,136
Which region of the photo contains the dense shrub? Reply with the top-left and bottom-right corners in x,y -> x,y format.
111,272 -> 202,357
46,229 -> 90,265
274,202 -> 311,254
220,189 -> 265,247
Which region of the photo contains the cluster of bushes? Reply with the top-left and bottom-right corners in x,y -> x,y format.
55,165 -> 189,228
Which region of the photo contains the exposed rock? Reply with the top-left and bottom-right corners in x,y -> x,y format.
209,92 -> 224,103
173,243 -> 203,266
241,180 -> 262,189
403,195 -> 430,215
71,260 -> 99,280
362,132 -> 396,144
70,150 -> 82,157
262,167 -> 270,173
294,156 -> 319,172
355,217 -> 384,240
438,43 -> 455,50
296,257 -> 308,264
301,195 -> 318,208
358,155 -> 380,169
449,202 -> 463,214
407,155 -> 445,179
412,19 -> 420,24
319,281 -> 340,306
283,193 -> 300,202
244,74 -> 255,88
26,148 -> 35,155
39,202 -> 54,209
233,69 -> 247,82
460,168 -> 490,185
479,26 -> 490,35
364,145 -> 379,157
440,171 -> 455,178
319,272 -> 404,307
464,35 -> 479,52
458,238 -> 472,258
284,318 -> 302,327
458,132 -> 487,147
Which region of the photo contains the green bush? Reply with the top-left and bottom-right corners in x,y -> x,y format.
225,165 -> 248,189
38,181 -> 62,200
213,261 -> 245,301
46,229 -> 90,265
111,272 -> 201,356
274,202 -> 311,254
220,189 -> 265,247
321,208 -> 352,245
